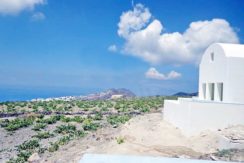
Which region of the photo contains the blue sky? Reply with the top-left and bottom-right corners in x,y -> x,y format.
0,0 -> 243,98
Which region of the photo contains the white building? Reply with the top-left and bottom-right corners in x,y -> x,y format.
164,43 -> 244,135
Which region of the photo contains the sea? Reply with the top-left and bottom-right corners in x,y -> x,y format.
0,86 -> 101,102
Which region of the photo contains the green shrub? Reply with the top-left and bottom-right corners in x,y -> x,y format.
55,124 -> 76,134
48,142 -> 59,152
116,137 -> 125,144
107,115 -> 131,126
101,106 -> 109,111
216,149 -> 233,157
74,130 -> 86,138
48,129 -> 85,153
73,116 -> 84,123
17,151 -> 32,161
58,135 -> 71,145
38,147 -> 47,154
0,119 -> 9,128
36,115 -> 60,124
32,123 -> 47,131
82,119 -> 99,131
32,105 -> 38,112
140,107 -> 150,112
60,116 -> 84,123
10,139 -> 40,162
60,116 -> 72,122
17,139 -> 40,151
7,157 -> 26,163
6,134 -> 42,162
94,112 -> 103,120
4,117 -> 35,131
36,114 -> 44,119
32,131 -> 54,139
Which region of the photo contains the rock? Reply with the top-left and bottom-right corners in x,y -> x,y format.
28,153 -> 40,163
210,155 -> 218,161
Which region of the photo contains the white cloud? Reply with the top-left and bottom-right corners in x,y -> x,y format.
31,12 -> 45,21
118,4 -> 239,65
118,3 -> 151,39
0,0 -> 45,15
108,44 -> 118,52
167,70 -> 182,79
145,67 -> 181,80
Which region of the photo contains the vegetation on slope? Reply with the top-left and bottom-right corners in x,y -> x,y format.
0,96 -> 168,162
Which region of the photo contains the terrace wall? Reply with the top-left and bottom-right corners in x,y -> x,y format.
164,98 -> 244,136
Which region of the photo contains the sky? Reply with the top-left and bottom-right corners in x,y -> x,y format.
0,0 -> 243,99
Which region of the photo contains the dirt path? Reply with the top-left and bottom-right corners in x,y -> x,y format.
40,112 -> 244,162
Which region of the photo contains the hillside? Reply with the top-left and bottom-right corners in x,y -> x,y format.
31,88 -> 136,102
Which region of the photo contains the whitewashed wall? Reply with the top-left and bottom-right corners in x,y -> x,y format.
227,57 -> 244,103
164,98 -> 244,136
199,44 -> 227,102
199,43 -> 244,104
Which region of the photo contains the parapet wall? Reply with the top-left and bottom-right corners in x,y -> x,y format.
164,98 -> 244,136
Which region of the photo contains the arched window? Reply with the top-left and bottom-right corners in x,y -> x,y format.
211,52 -> 214,61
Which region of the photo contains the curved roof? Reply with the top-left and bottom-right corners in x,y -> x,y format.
216,43 -> 244,58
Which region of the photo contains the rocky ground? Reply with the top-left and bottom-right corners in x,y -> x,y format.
39,113 -> 244,163
0,97 -> 165,162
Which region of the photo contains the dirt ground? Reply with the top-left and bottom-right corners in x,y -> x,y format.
39,112 -> 244,163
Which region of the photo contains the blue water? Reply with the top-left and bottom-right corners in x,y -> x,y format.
0,86 -> 101,102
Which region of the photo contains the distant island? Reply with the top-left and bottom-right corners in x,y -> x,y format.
31,88 -> 136,102
30,89 -> 199,102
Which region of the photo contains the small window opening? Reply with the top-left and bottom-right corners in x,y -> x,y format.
208,83 -> 214,101
217,83 -> 223,101
211,52 -> 214,61
202,83 -> 206,99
